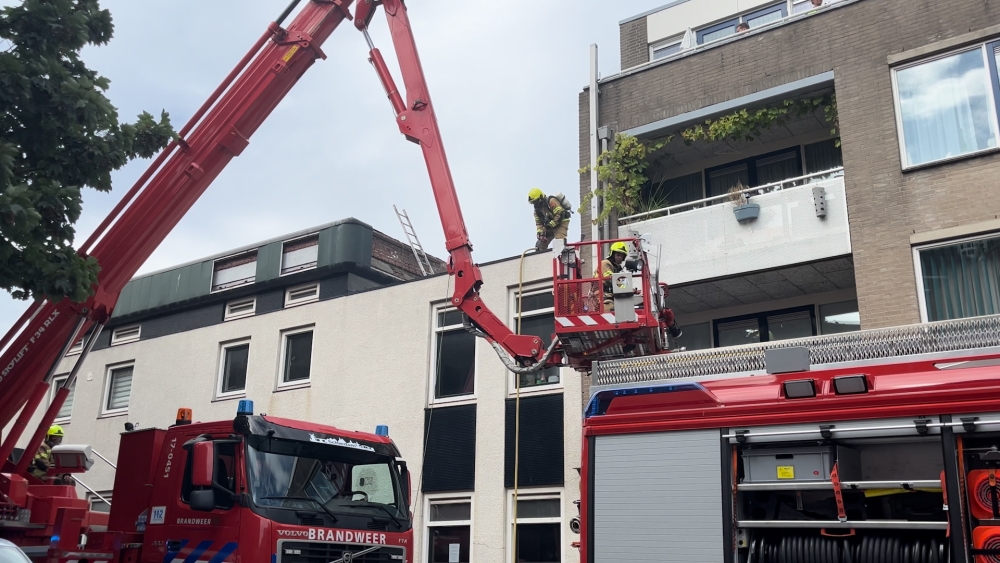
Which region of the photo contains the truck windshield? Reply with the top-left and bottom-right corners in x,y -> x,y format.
245,444 -> 405,520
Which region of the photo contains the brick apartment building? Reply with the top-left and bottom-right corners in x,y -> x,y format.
579,0 -> 1000,366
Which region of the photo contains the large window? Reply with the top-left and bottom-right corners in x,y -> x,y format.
643,172 -> 704,209
706,147 -> 802,199
218,340 -> 250,396
672,321 -> 712,351
714,306 -> 815,347
819,300 -> 860,334
916,233 -> 1000,322
281,234 -> 319,275
650,35 -> 683,60
103,364 -> 134,415
212,250 -> 257,292
426,498 -> 471,563
279,328 -> 313,387
509,492 -> 562,563
893,43 -> 1000,168
51,376 -> 75,423
433,309 -> 476,402
696,3 -> 787,44
512,290 -> 560,392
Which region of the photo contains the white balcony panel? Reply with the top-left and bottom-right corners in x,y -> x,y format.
626,177 -> 850,286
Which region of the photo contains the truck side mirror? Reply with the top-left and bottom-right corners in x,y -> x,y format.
189,489 -> 215,512
192,441 -> 214,487
396,460 -> 411,506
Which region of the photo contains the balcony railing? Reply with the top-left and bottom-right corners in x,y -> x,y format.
621,167 -> 849,286
621,167 -> 845,224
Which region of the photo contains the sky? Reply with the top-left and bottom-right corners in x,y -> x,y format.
0,0 -> 672,327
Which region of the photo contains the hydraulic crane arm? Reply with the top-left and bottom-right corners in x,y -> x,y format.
0,0 -> 554,460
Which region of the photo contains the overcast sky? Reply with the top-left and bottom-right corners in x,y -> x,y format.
0,0 -> 670,326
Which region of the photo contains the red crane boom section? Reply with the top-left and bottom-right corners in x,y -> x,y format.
0,0 -> 542,449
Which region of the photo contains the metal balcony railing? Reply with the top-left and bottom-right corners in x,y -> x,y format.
620,167 -> 845,225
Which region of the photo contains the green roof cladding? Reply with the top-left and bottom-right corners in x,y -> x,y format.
111,219 -> 375,318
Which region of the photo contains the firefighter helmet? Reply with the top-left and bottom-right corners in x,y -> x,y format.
47,425 -> 65,438
528,188 -> 544,203
610,242 -> 628,256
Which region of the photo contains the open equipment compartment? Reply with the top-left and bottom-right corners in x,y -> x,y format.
730,420 -> 951,563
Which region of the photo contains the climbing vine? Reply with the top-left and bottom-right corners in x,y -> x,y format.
580,94 -> 839,223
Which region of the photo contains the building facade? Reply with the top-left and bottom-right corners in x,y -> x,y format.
10,219 -> 580,563
580,0 -> 1000,371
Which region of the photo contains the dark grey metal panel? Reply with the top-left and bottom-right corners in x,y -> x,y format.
593,430 -> 724,563
255,288 -> 284,315
140,302 -> 225,340
318,220 -> 372,269
319,275 -> 349,300
256,241 -> 282,283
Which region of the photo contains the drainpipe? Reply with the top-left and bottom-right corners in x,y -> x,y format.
589,44 -> 601,266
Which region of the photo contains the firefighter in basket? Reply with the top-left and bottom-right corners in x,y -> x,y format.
31,425 -> 74,485
528,188 -> 572,251
594,242 -> 629,312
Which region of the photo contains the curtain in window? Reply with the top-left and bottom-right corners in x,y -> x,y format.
645,172 -> 703,208
920,237 -> 1000,321
747,9 -> 782,28
896,49 -> 997,166
805,139 -> 844,173
755,151 -> 802,185
707,164 -> 749,199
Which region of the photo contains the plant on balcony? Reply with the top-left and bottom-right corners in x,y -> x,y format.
680,93 -> 839,146
728,183 -> 760,223
578,133 -> 669,225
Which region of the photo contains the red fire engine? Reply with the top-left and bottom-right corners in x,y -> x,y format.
0,0 -> 677,562
579,314 -> 1000,563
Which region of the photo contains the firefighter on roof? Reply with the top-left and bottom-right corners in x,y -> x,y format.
528,188 -> 572,251
31,425 -> 63,481
595,242 -> 629,312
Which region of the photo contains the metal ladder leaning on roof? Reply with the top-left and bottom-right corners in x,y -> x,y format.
394,204 -> 434,276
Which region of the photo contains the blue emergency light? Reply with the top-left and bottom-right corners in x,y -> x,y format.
237,399 -> 254,416
375,425 -> 389,436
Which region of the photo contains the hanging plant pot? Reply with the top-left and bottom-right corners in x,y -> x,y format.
733,203 -> 760,222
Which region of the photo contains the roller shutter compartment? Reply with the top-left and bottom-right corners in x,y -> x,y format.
593,429 -> 724,563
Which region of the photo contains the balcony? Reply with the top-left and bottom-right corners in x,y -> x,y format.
621,168 -> 849,286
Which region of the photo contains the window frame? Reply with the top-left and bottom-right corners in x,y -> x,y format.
424,495 -> 474,563
110,325 -> 141,346
87,491 -> 112,513
912,231 -> 1000,322
507,285 -> 563,397
277,326 -> 314,390
891,42 -> 1000,171
217,338 -> 251,399
280,233 -> 320,276
696,2 -> 787,45
506,488 -> 563,563
284,282 -> 320,308
224,297 -> 256,321
102,362 -> 135,417
712,304 -> 817,348
211,250 -> 258,293
649,34 -> 684,61
66,337 -> 84,356
50,375 -> 75,423
429,305 -> 478,406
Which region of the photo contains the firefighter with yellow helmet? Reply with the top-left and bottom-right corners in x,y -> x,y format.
528,188 -> 572,251
30,425 -> 64,481
594,242 -> 629,312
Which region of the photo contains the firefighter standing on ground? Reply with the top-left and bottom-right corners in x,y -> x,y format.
31,425 -> 64,482
528,188 -> 572,251
595,242 -> 629,312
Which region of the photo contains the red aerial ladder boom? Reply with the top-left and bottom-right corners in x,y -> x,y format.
0,0 -> 556,470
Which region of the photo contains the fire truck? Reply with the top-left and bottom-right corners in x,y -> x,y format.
579,314 -> 1000,563
0,0 -> 679,562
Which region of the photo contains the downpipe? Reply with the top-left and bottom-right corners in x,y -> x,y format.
462,316 -> 559,375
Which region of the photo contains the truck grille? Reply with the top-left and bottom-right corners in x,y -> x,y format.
279,541 -> 404,563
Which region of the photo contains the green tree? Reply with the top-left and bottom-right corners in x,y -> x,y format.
0,0 -> 175,303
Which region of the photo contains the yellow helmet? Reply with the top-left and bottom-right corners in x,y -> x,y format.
527,188 -> 544,203
47,424 -> 65,438
610,242 -> 629,255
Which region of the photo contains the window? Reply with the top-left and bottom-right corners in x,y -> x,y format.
915,233 -> 1000,322
819,300 -> 860,334
224,297 -> 256,321
793,0 -> 841,14
281,234 -> 319,275
88,492 -> 112,513
181,440 -> 237,510
511,290 -> 560,392
650,36 -> 683,60
284,283 -> 319,308
51,376 -> 75,422
672,321 -> 711,351
893,44 -> 1000,168
218,341 -> 250,396
212,250 -> 257,292
706,147 -> 802,199
696,3 -> 787,44
279,328 -> 313,386
432,308 -> 476,402
103,364 -> 134,415
66,337 -> 84,356
804,138 -> 844,173
713,306 -> 815,347
426,498 -> 471,563
509,492 -> 562,563
110,325 -> 140,346
643,172 -> 704,209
